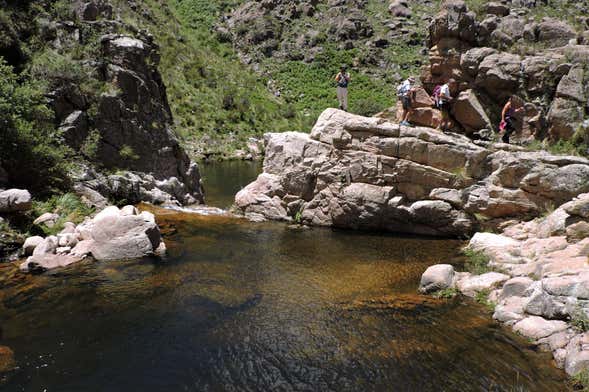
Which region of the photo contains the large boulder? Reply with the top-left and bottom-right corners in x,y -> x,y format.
547,97 -> 585,140
536,18 -> 577,47
20,205 -> 164,272
0,189 -> 32,213
78,206 -> 162,261
451,89 -> 492,133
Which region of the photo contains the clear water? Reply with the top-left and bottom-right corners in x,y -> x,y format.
0,162 -> 565,391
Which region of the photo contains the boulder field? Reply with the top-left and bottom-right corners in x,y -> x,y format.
19,205 -> 165,274
235,108 -> 589,236
420,193 -> 589,376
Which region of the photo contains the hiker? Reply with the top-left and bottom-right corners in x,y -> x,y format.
436,78 -> 456,131
335,66 -> 351,111
499,96 -> 523,144
397,76 -> 416,126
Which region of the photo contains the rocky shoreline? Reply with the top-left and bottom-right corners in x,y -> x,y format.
420,192 -> 589,377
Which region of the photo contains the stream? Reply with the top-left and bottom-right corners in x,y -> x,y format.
0,162 -> 566,391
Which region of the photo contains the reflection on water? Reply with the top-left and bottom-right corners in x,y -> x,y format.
0,162 -> 566,391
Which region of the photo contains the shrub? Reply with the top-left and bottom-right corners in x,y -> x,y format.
119,145 -> 140,161
33,193 -> 94,236
572,307 -> 589,333
475,289 -> 495,311
462,248 -> 492,274
0,59 -> 70,194
570,369 -> 589,392
81,129 -> 101,160
28,49 -> 86,89
434,287 -> 459,299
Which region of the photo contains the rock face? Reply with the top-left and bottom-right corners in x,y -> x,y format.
20,205 -> 164,273
418,1 -> 589,142
29,3 -> 205,207
420,192 -> 589,376
235,109 -> 589,236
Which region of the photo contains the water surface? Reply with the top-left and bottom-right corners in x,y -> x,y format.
0,162 -> 566,391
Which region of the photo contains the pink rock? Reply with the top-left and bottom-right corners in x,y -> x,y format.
513,316 -> 568,340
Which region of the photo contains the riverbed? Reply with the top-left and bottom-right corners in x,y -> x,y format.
0,162 -> 566,391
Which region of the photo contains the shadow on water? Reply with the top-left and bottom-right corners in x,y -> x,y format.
0,162 -> 566,391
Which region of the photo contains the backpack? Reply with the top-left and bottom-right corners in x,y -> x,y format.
397,81 -> 410,98
337,73 -> 349,88
432,85 -> 442,106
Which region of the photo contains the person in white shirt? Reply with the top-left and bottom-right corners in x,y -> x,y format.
397,76 -> 416,126
437,78 -> 456,131
335,65 -> 351,111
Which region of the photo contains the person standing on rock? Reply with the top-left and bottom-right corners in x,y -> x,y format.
397,76 -> 416,126
437,78 -> 456,132
499,96 -> 523,144
335,65 -> 351,112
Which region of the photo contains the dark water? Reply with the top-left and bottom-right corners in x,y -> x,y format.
0,162 -> 566,391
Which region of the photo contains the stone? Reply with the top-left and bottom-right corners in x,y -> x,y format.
451,89 -> 492,133
485,2 -> 509,17
20,253 -> 82,273
389,0 -> 411,18
493,296 -> 527,323
525,291 -> 568,320
82,206 -> 162,261
556,66 -> 585,103
419,264 -> 455,294
33,213 -> 60,228
513,316 -> 568,340
0,189 -> 32,213
499,277 -> 534,300
537,18 -> 577,47
565,194 -> 589,219
22,236 -> 44,256
543,274 -> 589,300
566,349 -> 589,376
94,34 -> 204,205
567,221 -> 589,243
32,236 -> 58,256
456,272 -> 510,297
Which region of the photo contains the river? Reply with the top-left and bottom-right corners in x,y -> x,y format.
0,162 -> 566,391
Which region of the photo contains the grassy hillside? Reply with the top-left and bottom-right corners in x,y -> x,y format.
129,0 -> 432,156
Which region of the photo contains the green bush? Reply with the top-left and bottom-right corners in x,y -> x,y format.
433,287 -> 459,299
119,145 -> 140,161
33,193 -> 94,235
572,307 -> 589,333
0,59 -> 71,194
28,48 -> 86,89
462,248 -> 493,275
570,369 -> 589,392
475,289 -> 495,312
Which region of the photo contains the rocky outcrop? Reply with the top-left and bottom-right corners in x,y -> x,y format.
25,3 -> 205,206
420,193 -> 589,376
419,0 -> 589,143
235,109 -> 589,236
20,205 -> 165,273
